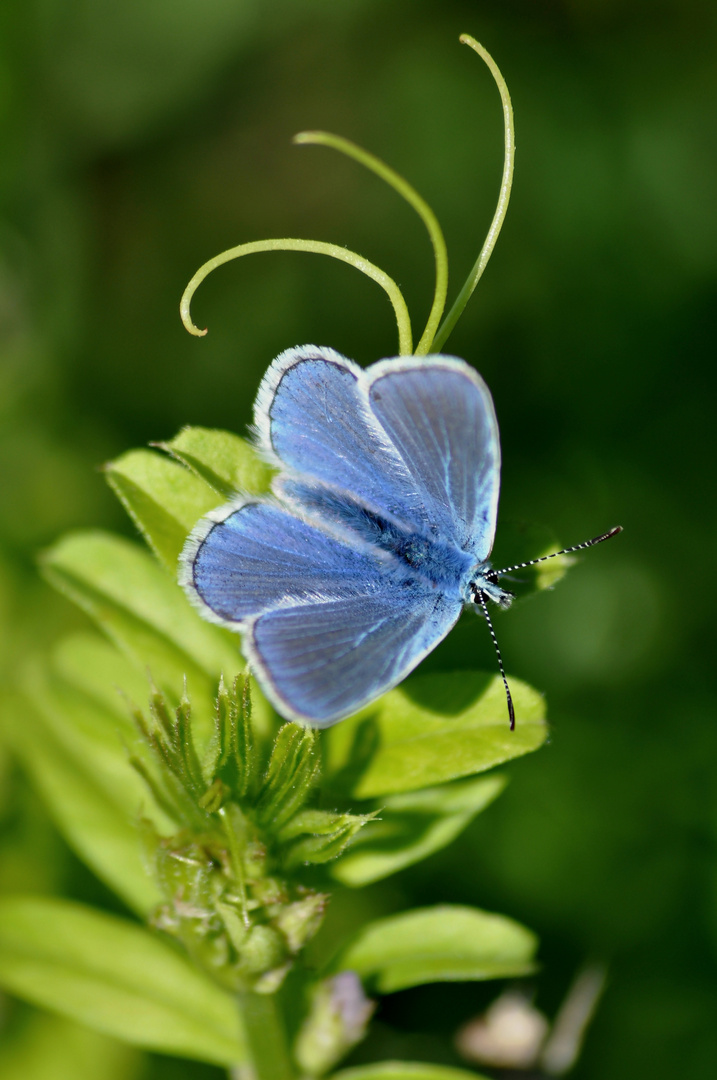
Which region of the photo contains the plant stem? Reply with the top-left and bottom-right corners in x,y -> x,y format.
293,131 -> 448,357
236,990 -> 295,1080
432,35 -> 515,353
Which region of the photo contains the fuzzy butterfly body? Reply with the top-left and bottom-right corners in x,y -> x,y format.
179,345 -> 515,727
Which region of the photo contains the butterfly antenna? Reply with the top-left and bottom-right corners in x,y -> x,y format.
495,526 -> 623,577
475,591 -> 515,731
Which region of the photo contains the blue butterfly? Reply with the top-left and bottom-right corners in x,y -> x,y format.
180,346 -> 620,728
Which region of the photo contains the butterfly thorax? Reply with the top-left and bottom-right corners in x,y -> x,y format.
377,526 -> 473,589
279,477 -> 474,593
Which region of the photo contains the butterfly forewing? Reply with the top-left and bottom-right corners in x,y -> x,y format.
367,357 -> 501,559
255,346 -> 427,530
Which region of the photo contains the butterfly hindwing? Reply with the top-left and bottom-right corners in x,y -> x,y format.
180,498 -> 462,725
246,587 -> 462,726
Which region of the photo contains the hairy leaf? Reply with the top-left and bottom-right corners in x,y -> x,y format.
280,808 -> 376,869
158,426 -> 273,499
255,724 -> 320,829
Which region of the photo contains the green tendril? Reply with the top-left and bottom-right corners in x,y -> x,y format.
293,131 -> 448,357
181,34 -> 514,360
180,237 -> 413,356
432,34 -> 515,353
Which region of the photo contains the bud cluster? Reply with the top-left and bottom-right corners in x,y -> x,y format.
131,677 -> 372,993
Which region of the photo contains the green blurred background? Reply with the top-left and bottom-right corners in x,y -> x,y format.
1,1 -> 716,1077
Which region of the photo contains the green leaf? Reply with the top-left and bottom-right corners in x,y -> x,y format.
132,684 -> 212,829
52,631 -> 156,718
331,1063 -> 491,1080
42,530 -> 239,678
0,1012 -> 141,1080
0,897 -> 244,1066
4,687 -> 161,915
25,652 -> 152,815
335,904 -> 538,992
325,671 -> 546,799
158,426 -> 273,499
207,674 -> 257,799
104,448 -> 222,571
40,530 -> 244,739
332,774 -> 506,886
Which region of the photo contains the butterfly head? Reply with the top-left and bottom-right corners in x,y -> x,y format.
468,569 -> 515,611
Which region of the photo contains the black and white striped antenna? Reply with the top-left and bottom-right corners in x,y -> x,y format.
495,526 -> 623,578
475,591 -> 516,730
475,526 -> 623,730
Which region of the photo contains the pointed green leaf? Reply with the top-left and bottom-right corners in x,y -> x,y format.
255,725 -> 320,829
4,689 -> 161,915
104,448 -> 222,571
41,530 -> 239,677
325,671 -> 546,799
0,897 -> 244,1066
332,1065 -> 491,1080
279,809 -> 376,869
25,660 -> 150,815
208,674 -> 257,798
335,905 -> 538,992
159,426 -> 273,499
332,774 -> 506,886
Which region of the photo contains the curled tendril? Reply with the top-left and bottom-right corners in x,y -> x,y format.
180,238 -> 413,355
180,34 -> 514,358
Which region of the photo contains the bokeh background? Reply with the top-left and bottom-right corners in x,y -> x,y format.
1,1 -> 716,1077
